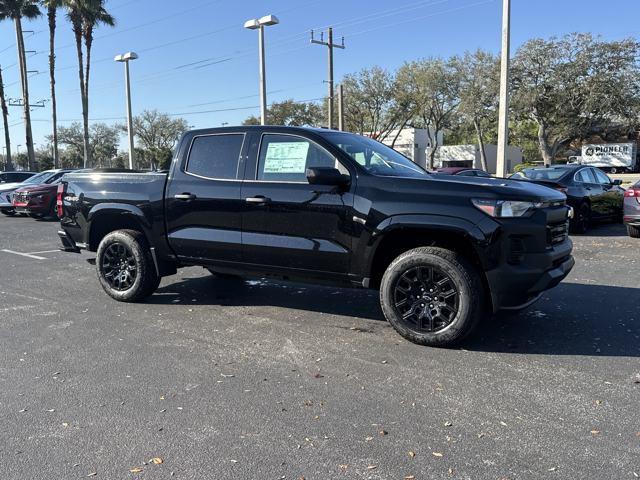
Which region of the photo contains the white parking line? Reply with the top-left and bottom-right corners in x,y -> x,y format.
28,250 -> 61,255
1,249 -> 47,260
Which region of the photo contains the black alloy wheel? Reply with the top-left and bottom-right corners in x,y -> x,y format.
101,242 -> 138,291
393,266 -> 459,334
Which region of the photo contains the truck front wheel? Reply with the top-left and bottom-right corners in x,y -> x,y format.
379,247 -> 485,347
96,229 -> 159,302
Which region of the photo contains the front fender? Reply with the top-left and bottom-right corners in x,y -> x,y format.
357,213 -> 494,281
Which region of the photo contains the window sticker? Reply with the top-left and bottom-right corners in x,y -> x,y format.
263,142 -> 309,173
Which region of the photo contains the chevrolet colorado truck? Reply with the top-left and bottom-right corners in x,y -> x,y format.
57,126 -> 574,347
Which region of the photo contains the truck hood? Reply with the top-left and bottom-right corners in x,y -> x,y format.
416,174 -> 567,202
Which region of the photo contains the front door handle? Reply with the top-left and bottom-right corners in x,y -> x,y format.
245,196 -> 271,205
174,193 -> 196,200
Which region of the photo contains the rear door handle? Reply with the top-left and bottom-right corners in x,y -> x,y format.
174,193 -> 196,200
245,196 -> 270,205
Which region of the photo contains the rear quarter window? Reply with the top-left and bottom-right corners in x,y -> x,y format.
186,134 -> 245,180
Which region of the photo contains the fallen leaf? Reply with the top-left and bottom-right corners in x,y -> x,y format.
221,373 -> 234,378
444,421 -> 453,427
448,467 -> 454,475
499,421 -> 507,427
548,467 -> 558,472
594,400 -> 602,406
129,467 -> 143,473
314,373 -> 324,378
379,430 -> 388,436
432,452 -> 443,457
339,464 -> 348,470
408,451 -> 416,458
590,430 -> 600,436
62,422 -> 69,427
365,436 -> 374,441
405,476 -> 415,479
367,465 -> 377,470
150,457 -> 163,465
87,474 -> 97,477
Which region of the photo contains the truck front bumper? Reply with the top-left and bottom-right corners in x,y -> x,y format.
485,239 -> 574,312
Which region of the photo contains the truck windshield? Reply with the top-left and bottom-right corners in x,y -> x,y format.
321,132 -> 428,178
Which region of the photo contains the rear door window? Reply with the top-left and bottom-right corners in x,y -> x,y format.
575,169 -> 596,184
186,134 -> 245,180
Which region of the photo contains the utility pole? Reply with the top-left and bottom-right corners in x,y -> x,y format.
0,65 -> 13,171
311,28 -> 345,130
496,0 -> 511,177
15,23 -> 36,171
338,83 -> 344,131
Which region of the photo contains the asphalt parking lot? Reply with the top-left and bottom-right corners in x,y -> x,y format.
0,216 -> 638,480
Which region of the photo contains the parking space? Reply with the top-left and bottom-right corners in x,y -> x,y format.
0,215 -> 638,479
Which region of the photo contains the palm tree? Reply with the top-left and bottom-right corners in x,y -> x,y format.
66,0 -> 114,168
0,0 -> 41,171
42,0 -> 63,168
0,65 -> 13,171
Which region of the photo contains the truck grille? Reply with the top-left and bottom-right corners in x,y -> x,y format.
547,221 -> 569,245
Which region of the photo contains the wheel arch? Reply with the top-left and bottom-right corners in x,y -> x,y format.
365,217 -> 491,309
87,204 -> 153,252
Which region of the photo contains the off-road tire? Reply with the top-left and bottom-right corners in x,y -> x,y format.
379,246 -> 485,347
96,229 -> 159,302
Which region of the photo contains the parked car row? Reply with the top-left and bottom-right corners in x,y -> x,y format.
0,169 -> 74,219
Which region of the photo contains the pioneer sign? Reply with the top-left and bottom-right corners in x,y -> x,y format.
581,143 -> 638,172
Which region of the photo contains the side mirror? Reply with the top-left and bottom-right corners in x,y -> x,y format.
613,179 -> 623,186
306,167 -> 350,188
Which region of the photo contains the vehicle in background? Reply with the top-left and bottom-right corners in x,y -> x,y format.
623,180 -> 640,238
0,170 -> 69,216
9,169 -> 74,219
58,126 -> 574,348
435,167 -> 492,177
0,171 -> 36,184
580,143 -> 638,174
510,165 -> 624,234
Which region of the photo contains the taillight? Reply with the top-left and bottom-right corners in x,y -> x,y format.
56,183 -> 65,218
624,188 -> 640,203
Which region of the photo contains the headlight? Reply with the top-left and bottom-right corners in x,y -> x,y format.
471,199 -> 543,218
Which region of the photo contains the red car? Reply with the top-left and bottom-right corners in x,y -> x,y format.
436,167 -> 492,177
12,169 -> 73,219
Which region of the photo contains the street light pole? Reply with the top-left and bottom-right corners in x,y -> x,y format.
245,15 -> 279,126
496,0 -> 511,177
114,52 -> 139,170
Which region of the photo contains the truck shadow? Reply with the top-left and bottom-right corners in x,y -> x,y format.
468,283 -> 640,357
151,276 -> 639,357
576,222 -> 628,237
152,274 -> 386,322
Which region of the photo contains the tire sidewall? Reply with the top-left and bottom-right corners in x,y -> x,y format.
96,230 -> 153,302
380,249 -> 482,347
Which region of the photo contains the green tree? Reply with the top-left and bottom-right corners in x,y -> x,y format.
127,110 -> 188,169
512,33 -> 640,165
243,99 -> 323,127
41,0 -> 63,168
66,0 -> 115,167
55,121 -> 120,168
0,0 -> 41,170
397,58 -> 461,168
340,66 -> 412,144
454,50 -> 499,171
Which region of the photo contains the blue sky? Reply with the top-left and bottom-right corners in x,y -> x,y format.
0,0 -> 638,150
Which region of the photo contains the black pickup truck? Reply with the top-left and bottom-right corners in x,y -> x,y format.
58,126 -> 574,347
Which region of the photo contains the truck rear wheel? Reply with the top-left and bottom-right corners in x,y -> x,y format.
379,247 -> 485,347
96,229 -> 159,302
